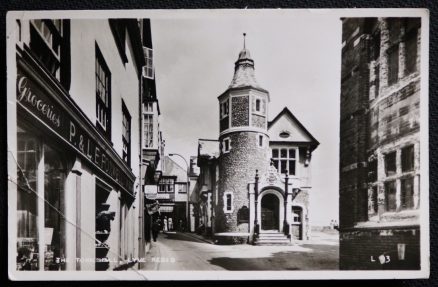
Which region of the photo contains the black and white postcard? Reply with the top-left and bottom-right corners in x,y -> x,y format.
6,8 -> 430,280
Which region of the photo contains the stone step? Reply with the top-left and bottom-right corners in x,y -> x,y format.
255,240 -> 291,246
255,232 -> 291,246
256,242 -> 291,246
257,237 -> 289,240
257,237 -> 290,242
259,234 -> 288,238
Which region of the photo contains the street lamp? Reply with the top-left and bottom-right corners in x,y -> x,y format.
169,153 -> 190,232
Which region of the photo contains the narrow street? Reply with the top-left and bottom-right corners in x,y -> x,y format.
142,231 -> 338,270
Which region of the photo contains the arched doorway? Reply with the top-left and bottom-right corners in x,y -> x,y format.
261,194 -> 280,231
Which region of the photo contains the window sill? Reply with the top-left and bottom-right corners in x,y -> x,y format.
356,209 -> 420,229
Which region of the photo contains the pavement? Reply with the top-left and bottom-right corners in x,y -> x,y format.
142,231 -> 338,270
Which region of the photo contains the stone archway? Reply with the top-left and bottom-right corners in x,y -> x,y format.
257,189 -> 284,232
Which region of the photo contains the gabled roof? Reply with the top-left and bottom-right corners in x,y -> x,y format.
268,107 -> 320,150
162,156 -> 187,182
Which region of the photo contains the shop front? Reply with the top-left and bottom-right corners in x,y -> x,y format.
14,49 -> 136,271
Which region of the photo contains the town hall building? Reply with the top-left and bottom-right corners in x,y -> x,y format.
191,38 -> 319,245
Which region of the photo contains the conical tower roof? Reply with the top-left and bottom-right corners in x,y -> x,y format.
228,34 -> 265,91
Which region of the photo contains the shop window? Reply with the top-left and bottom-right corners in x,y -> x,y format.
29,19 -> 63,80
385,181 -> 397,212
384,151 -> 396,176
16,128 -> 68,271
143,114 -> 153,148
16,129 -> 40,271
271,148 -> 296,175
122,101 -> 131,166
95,181 -> 113,271
95,44 -> 111,139
43,144 -> 66,271
143,47 -> 154,79
401,177 -> 414,210
401,145 -> 415,172
220,99 -> 229,119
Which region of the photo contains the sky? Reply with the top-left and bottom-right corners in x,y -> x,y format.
151,13 -> 342,225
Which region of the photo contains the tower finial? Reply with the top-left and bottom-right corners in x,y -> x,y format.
243,33 -> 246,49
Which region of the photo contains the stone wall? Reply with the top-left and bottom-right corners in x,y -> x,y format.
231,96 -> 249,127
340,227 -> 420,270
216,131 -> 269,233
252,114 -> 266,129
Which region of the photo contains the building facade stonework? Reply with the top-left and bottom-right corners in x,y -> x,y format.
193,43 -> 319,245
339,17 -> 421,270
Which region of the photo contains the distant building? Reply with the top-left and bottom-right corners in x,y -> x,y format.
155,156 -> 189,231
339,17 -> 421,270
192,42 -> 319,244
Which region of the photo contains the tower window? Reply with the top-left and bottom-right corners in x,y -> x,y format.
222,138 -> 231,153
223,192 -> 234,213
220,99 -> 229,119
255,99 -> 261,112
258,135 -> 263,147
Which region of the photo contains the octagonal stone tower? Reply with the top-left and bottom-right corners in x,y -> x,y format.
215,37 -> 270,236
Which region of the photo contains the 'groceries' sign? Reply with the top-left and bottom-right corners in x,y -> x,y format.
17,72 -> 134,194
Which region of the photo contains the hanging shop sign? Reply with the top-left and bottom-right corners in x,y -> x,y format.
16,71 -> 135,194
144,185 -> 158,200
